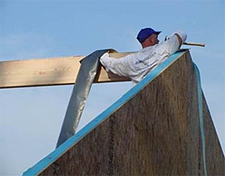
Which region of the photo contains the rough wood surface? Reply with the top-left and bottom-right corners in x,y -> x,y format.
39,52 -> 224,175
0,52 -> 131,88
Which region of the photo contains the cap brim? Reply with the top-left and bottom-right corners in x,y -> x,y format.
155,31 -> 161,35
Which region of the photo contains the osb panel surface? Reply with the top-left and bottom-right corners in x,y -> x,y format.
203,94 -> 225,174
40,52 -> 224,175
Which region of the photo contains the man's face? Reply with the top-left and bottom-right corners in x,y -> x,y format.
142,34 -> 159,48
150,34 -> 159,45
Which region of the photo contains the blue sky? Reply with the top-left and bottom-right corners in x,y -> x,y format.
0,0 -> 224,175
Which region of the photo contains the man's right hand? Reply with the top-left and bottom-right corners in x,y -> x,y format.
100,52 -> 110,60
175,30 -> 187,46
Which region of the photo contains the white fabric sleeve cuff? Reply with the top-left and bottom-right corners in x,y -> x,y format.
174,30 -> 187,43
100,52 -> 113,72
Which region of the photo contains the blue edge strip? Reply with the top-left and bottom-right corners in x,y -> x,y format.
194,64 -> 208,176
23,50 -> 206,176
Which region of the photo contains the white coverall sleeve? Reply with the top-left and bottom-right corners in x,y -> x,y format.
155,30 -> 187,55
100,53 -> 135,77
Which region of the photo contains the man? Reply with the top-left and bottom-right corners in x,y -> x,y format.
100,27 -> 187,84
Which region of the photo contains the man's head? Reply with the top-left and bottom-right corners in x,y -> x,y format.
137,28 -> 161,48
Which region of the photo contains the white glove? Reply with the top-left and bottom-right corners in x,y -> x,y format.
100,52 -> 111,71
100,52 -> 110,61
174,30 -> 187,44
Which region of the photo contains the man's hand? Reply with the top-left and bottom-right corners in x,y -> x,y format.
100,52 -> 111,70
175,34 -> 182,48
100,52 -> 110,60
164,30 -> 187,48
174,30 -> 187,47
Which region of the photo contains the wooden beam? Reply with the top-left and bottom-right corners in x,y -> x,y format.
0,52 -> 132,89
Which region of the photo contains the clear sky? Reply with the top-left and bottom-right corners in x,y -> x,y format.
0,0 -> 224,175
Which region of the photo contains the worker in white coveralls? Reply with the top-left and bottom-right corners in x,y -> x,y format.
100,27 -> 187,84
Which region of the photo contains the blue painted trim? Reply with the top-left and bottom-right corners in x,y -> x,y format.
23,50 -> 186,176
194,64 -> 208,176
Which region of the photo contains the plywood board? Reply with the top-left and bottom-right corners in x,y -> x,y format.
23,51 -> 225,175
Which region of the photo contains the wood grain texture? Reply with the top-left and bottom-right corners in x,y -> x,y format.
39,51 -> 225,175
0,52 -> 131,88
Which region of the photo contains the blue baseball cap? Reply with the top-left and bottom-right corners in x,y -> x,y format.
137,28 -> 161,43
